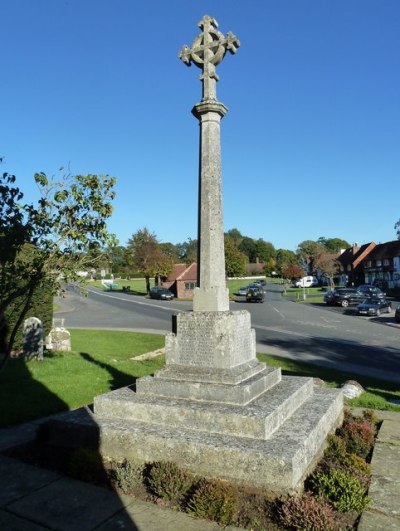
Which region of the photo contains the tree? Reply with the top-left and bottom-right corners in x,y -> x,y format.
314,249 -> 340,288
239,237 -> 256,262
254,239 -> 276,264
296,240 -> 325,273
317,237 -> 350,253
159,242 -> 180,262
275,249 -> 299,277
282,263 -> 305,281
224,236 -> 247,277
176,238 -> 198,264
0,170 -> 115,365
127,228 -> 173,291
225,228 -> 243,246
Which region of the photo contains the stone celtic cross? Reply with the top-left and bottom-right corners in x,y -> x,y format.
179,15 -> 240,101
179,16 -> 240,312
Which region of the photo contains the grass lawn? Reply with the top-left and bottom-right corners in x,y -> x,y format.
282,286 -> 326,303
1,329 -> 398,427
88,278 -> 154,295
258,353 -> 400,412
0,330 -> 165,427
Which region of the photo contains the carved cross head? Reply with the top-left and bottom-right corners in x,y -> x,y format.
179,15 -> 240,101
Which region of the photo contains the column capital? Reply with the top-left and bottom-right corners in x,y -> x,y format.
192,100 -> 228,120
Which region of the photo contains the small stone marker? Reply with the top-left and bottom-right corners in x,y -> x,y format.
23,317 -> 44,360
45,318 -> 71,352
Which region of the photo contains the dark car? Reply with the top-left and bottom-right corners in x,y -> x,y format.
149,287 -> 174,300
356,284 -> 385,298
246,287 -> 264,303
395,305 -> 400,323
357,298 -> 392,316
324,288 -> 364,307
237,285 -> 251,296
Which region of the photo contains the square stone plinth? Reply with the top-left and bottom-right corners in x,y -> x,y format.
165,310 -> 256,370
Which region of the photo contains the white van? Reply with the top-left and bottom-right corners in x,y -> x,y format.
295,276 -> 318,288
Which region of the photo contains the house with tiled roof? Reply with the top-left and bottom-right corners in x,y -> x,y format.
162,263 -> 197,299
362,240 -> 400,291
337,242 -> 376,286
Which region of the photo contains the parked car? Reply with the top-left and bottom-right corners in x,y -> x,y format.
237,285 -> 250,296
357,298 -> 392,316
246,287 -> 264,303
149,287 -> 174,300
395,305 -> 400,323
324,288 -> 364,307
356,284 -> 385,298
251,280 -> 267,287
295,276 -> 318,288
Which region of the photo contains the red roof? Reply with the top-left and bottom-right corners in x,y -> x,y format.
176,262 -> 197,281
165,264 -> 187,282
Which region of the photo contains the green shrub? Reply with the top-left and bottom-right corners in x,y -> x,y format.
324,434 -> 348,460
113,459 -> 145,495
310,467 -> 369,513
145,461 -> 194,504
278,491 -> 337,531
187,478 -> 237,526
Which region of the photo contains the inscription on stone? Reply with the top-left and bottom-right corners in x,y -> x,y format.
172,311 -> 256,369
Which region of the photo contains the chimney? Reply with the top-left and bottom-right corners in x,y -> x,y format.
352,242 -> 359,255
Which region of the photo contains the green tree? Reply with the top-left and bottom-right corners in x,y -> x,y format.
159,242 -> 180,262
176,238 -> 198,264
297,240 -> 325,273
254,239 -> 276,264
225,228 -> 243,247
127,228 -> 173,291
238,237 -> 256,262
317,237 -> 350,253
0,170 -> 115,364
224,236 -> 247,277
275,249 -> 299,276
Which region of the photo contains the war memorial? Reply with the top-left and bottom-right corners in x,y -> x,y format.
59,16 -> 344,493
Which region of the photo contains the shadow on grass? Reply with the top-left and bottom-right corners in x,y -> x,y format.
80,352 -> 137,391
0,357 -> 69,427
0,356 -> 140,529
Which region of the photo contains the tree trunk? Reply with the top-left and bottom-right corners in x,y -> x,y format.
145,276 -> 150,293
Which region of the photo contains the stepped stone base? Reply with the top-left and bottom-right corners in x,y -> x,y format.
40,309 -> 343,492
96,386 -> 342,491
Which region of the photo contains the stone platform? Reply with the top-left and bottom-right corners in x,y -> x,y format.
42,309 -> 343,492
92,377 -> 342,491
92,310 -> 343,490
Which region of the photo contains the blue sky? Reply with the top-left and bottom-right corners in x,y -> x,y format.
2,1 -> 399,251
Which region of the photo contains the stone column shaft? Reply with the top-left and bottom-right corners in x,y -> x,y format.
192,100 -> 229,312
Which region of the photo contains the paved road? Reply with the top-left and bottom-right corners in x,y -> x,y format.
56,284 -> 400,384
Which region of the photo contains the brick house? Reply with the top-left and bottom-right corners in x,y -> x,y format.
337,242 -> 376,286
162,263 -> 197,299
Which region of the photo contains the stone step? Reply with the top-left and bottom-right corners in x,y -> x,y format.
135,366 -> 281,405
94,376 -> 314,440
92,386 -> 343,492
